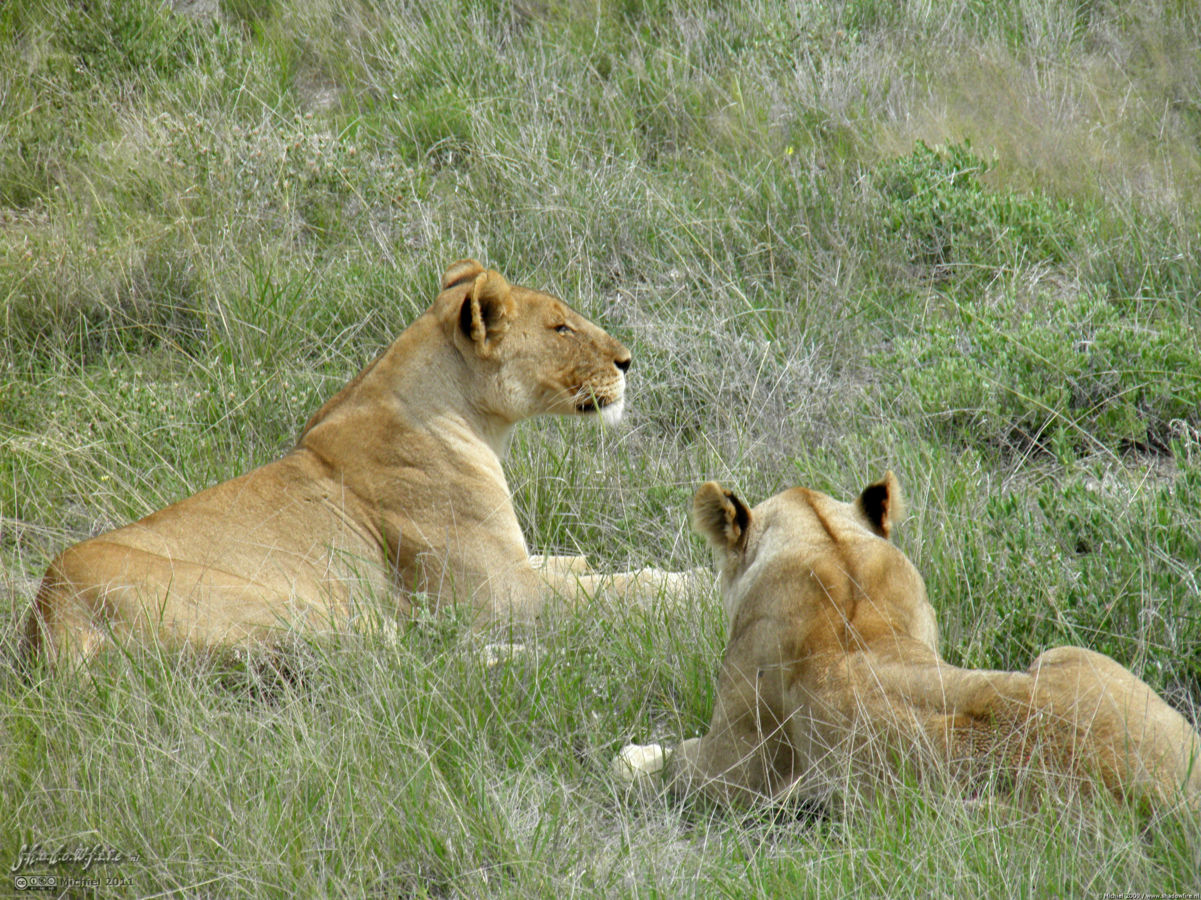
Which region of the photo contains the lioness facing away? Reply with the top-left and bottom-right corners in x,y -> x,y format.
25,259 -> 690,667
615,474 -> 1201,814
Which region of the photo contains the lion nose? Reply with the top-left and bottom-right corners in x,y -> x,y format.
615,355 -> 631,373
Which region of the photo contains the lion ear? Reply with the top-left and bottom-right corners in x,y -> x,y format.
458,269 -> 513,354
856,471 -> 904,539
692,481 -> 751,552
442,258 -> 484,290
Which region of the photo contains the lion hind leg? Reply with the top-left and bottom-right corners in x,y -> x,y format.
1028,646 -> 1201,809
22,578 -> 113,670
30,539 -> 313,664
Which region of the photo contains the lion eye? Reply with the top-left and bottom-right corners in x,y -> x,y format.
554,324 -> 574,335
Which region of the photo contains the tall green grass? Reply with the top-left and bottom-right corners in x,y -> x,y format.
2,0 -> 1199,895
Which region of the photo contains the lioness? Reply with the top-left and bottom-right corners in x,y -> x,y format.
615,474 -> 1201,813
25,259 -> 688,666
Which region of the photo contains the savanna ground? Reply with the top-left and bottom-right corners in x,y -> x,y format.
2,0 -> 1200,896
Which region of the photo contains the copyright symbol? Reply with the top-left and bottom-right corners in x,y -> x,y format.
13,875 -> 28,890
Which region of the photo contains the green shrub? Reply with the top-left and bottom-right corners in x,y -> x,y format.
872,139 -> 1074,282
878,289 -> 1201,456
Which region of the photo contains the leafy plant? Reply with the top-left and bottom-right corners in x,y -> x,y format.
872,139 -> 1074,282
879,289 -> 1201,456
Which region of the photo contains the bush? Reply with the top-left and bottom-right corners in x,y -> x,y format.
878,289 -> 1201,456
872,140 -> 1074,283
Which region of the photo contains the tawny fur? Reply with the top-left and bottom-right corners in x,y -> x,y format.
616,474 -> 1201,814
24,259 -> 688,667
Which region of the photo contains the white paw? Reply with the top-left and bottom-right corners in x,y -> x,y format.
611,742 -> 666,782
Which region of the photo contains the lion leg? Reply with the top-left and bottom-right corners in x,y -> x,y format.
612,740 -> 671,783
612,738 -> 712,797
613,615 -> 813,806
613,730 -> 790,807
613,663 -> 797,807
23,575 -> 112,670
606,566 -> 710,600
1028,646 -> 1201,809
662,737 -> 716,797
529,554 -> 594,576
29,538 -> 340,666
539,566 -> 709,610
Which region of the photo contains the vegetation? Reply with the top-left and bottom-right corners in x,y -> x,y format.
2,0 -> 1199,895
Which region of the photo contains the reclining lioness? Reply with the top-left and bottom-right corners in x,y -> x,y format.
25,259 -> 688,666
615,474 -> 1201,813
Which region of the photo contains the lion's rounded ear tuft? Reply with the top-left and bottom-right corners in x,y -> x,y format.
692,481 -> 751,551
459,269 -> 514,352
442,258 -> 485,291
857,470 -> 905,539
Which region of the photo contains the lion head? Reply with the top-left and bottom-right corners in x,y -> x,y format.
691,472 -> 938,653
439,259 -> 631,427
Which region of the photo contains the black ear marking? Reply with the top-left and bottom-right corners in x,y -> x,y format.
472,291 -> 503,339
860,482 -> 890,537
459,295 -> 474,340
692,481 -> 751,551
730,490 -> 749,539
458,272 -> 510,349
858,471 -> 903,539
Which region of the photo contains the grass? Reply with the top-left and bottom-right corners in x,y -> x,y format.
2,0 -> 1200,895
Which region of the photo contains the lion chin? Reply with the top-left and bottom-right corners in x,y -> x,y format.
23,257 -> 695,668
581,395 -> 624,426
615,472 -> 1201,816
598,397 -> 625,426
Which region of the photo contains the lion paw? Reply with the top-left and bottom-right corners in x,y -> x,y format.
611,742 -> 667,782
